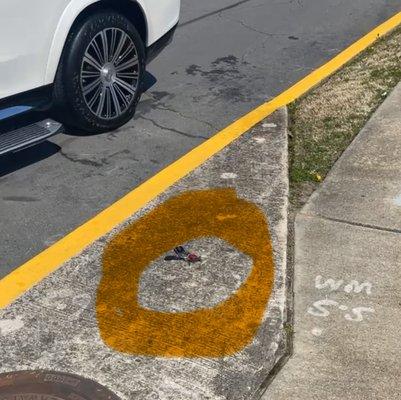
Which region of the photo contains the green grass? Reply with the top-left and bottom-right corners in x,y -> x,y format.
288,26 -> 401,196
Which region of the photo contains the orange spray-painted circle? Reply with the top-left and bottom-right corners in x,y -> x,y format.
96,188 -> 275,357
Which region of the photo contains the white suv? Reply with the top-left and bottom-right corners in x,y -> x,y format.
0,0 -> 180,153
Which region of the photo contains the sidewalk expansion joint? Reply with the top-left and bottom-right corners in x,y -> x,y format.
300,212 -> 401,235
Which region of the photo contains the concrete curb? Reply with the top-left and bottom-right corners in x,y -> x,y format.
0,109 -> 289,399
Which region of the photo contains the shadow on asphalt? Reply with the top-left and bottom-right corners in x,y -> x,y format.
0,71 -> 158,176
0,141 -> 61,178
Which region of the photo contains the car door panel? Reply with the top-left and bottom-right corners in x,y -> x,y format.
0,0 -> 69,99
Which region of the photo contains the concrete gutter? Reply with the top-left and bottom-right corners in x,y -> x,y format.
264,83 -> 401,399
0,109 -> 289,399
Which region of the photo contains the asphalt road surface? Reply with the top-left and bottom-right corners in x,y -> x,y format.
1,0 -> 400,277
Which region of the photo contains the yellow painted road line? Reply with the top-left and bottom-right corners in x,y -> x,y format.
1,12 -> 401,309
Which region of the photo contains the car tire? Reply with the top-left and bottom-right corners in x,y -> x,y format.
53,10 -> 145,133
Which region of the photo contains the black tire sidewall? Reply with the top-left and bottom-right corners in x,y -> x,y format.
61,11 -> 145,132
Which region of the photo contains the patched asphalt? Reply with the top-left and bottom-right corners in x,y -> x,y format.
0,109 -> 288,399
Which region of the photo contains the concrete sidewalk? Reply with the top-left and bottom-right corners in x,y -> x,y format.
264,83 -> 401,399
0,110 -> 288,399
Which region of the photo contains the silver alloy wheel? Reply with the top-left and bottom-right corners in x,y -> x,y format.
80,28 -> 139,120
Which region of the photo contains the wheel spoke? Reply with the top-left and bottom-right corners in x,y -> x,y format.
110,29 -> 118,61
100,30 -> 109,63
115,42 -> 134,65
83,77 -> 101,96
116,71 -> 138,79
113,82 -> 130,108
114,77 -> 136,96
96,85 -> 107,116
106,88 -> 112,118
83,53 -> 102,71
110,84 -> 122,115
115,56 -> 138,72
112,31 -> 127,63
82,69 -> 101,79
87,83 -> 102,109
89,36 -> 104,65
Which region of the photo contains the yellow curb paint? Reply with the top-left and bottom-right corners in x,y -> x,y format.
1,11 -> 401,309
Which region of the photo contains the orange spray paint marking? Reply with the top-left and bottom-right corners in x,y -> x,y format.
96,189 -> 275,357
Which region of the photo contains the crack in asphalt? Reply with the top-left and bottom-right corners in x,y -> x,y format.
148,92 -> 218,131
138,91 -> 218,132
59,149 -> 131,167
60,150 -> 104,167
236,19 -> 287,37
178,0 -> 254,28
219,12 -> 296,38
2,196 -> 40,203
179,0 -> 303,28
153,104 -> 217,131
214,12 -> 296,65
138,116 -> 208,140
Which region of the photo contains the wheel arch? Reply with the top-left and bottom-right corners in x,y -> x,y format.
45,0 -> 148,84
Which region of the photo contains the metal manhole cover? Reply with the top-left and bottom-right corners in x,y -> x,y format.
0,370 -> 121,400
